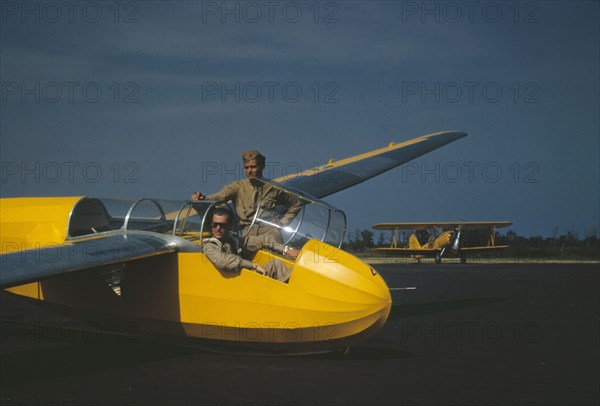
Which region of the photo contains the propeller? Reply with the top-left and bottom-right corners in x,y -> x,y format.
450,224 -> 463,252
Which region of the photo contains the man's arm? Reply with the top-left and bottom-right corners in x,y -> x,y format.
202,239 -> 255,272
279,193 -> 303,226
195,181 -> 241,202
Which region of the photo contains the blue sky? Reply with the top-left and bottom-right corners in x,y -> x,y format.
1,0 -> 598,238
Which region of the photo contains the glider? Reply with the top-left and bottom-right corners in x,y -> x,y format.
1,131 -> 466,354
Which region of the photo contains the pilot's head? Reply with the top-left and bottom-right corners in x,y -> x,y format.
241,150 -> 265,180
210,207 -> 233,240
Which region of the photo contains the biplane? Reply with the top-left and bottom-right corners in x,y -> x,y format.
1,131 -> 466,354
372,221 -> 512,264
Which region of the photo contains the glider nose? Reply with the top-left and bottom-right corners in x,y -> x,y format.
295,240 -> 392,329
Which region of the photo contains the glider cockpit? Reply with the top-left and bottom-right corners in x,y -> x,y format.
68,197 -> 188,239
66,180 -> 347,255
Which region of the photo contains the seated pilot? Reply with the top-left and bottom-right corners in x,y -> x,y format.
201,207 -> 298,283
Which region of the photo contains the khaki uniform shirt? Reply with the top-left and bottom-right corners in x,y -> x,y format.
201,237 -> 254,273
201,235 -> 286,273
206,179 -> 302,228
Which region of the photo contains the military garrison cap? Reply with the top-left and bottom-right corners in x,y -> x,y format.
241,150 -> 266,165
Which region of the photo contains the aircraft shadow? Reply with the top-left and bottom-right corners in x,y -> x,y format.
1,298 -> 507,386
0,335 -> 199,387
388,297 -> 507,320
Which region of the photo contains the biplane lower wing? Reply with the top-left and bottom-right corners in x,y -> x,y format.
372,246 -> 509,255
460,245 -> 510,252
372,248 -> 433,255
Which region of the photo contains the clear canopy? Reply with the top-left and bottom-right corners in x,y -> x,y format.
67,180 -> 346,249
245,179 -> 347,248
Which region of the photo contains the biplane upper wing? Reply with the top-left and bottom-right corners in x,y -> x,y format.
373,221 -> 513,231
275,131 -> 466,198
371,247 -> 431,253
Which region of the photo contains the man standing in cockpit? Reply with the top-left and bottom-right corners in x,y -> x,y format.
191,150 -> 302,244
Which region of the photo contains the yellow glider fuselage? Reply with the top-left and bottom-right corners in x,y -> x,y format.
1,197 -> 391,354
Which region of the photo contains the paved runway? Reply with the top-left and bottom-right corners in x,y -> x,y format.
1,263 -> 598,406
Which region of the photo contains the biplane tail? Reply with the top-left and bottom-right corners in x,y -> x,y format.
408,234 -> 421,250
